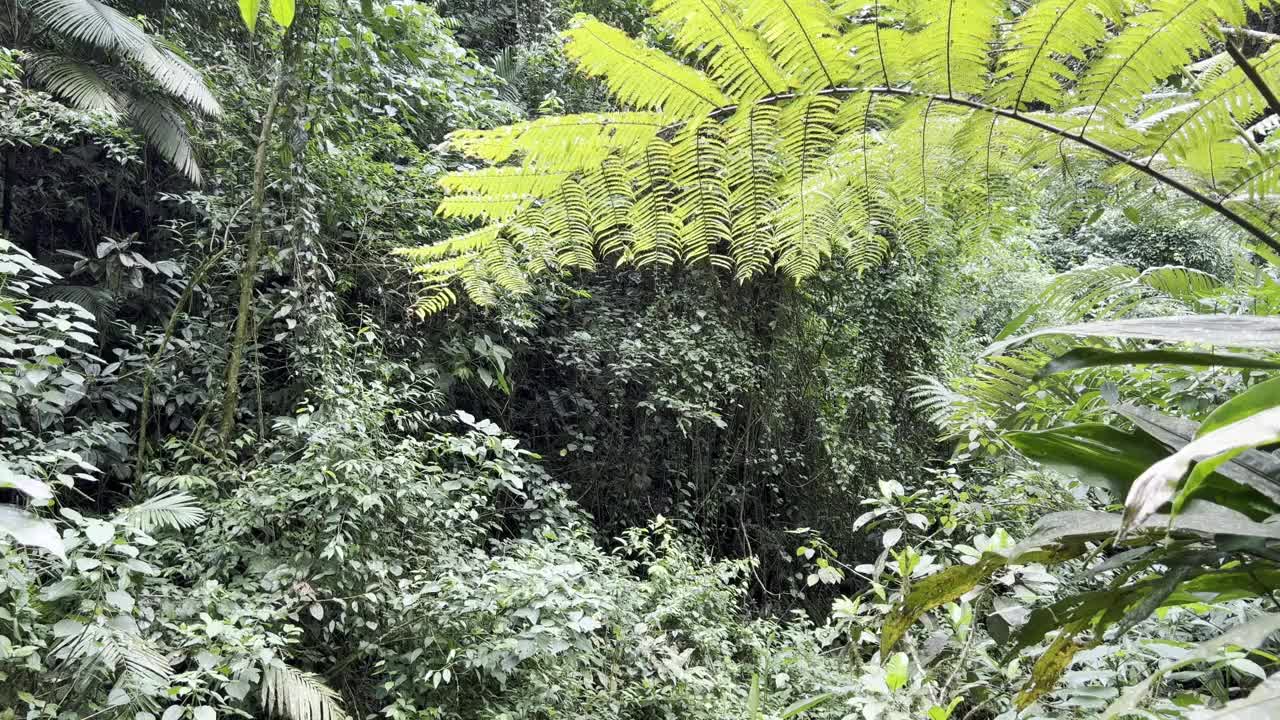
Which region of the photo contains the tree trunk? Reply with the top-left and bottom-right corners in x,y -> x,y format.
218,52 -> 291,444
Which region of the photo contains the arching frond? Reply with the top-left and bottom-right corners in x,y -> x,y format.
992,0 -> 1125,110
653,0 -> 789,101
399,0 -> 1280,315
261,663 -> 349,720
738,0 -> 854,90
911,0 -> 1007,98
127,94 -> 202,184
26,54 -> 121,113
118,491 -> 207,532
1078,0 -> 1245,134
30,0 -> 151,57
562,16 -> 728,117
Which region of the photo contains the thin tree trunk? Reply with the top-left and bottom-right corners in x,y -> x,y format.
3,149 -> 14,236
219,57 -> 289,444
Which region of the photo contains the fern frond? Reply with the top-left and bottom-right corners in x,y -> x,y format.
118,491 -> 206,532
672,120 -> 732,267
912,0 -> 1006,98
653,0 -> 789,101
394,225 -> 502,262
260,663 -> 349,720
563,16 -> 728,117
1079,0 -> 1245,134
738,0 -> 854,91
991,0 -> 1125,110
725,104 -> 782,280
447,112 -> 664,168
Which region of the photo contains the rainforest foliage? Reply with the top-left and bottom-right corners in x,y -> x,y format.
4,1 -> 1280,719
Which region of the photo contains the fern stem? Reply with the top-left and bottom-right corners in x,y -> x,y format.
707,86 -> 1280,254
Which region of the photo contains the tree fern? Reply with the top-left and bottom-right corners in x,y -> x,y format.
653,0 -> 790,101
562,17 -> 728,118
399,0 -> 1280,314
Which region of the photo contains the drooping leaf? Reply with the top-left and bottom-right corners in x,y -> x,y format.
881,553 -> 1007,653
1015,625 -> 1091,710
1115,404 -> 1280,509
1125,407 -> 1280,532
1037,348 -> 1280,378
986,316 -> 1280,358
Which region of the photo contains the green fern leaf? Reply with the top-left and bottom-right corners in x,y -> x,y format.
563,16 -> 728,117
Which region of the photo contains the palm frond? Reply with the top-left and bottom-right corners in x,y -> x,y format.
260,663 -> 349,720
29,0 -> 151,57
26,53 -> 121,113
126,94 -> 202,184
118,491 -> 207,532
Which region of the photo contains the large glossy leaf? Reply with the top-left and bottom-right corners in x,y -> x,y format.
986,315 -> 1280,357
0,506 -> 66,560
1006,424 -> 1168,498
1115,404 -> 1280,508
1125,407 -> 1280,532
1037,348 -> 1280,378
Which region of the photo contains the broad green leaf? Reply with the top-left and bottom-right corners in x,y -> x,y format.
270,0 -> 294,27
238,0 -> 261,31
881,554 -> 1007,653
1115,404 -> 1280,508
1126,407 -> 1280,531
1006,424 -> 1168,499
986,315 -> 1280,357
0,463 -> 53,501
1037,348 -> 1280,379
780,693 -> 832,719
1199,376 -> 1280,437
0,506 -> 66,560
885,652 -> 909,692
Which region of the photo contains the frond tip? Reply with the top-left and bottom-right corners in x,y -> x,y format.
261,663 -> 349,720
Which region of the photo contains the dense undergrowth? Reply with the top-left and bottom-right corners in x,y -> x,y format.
4,1 -> 1280,720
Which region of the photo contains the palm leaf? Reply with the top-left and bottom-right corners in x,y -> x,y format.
260,663 -> 349,720
118,491 -> 207,532
126,94 -> 202,184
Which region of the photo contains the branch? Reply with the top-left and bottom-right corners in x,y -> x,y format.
1225,40 -> 1280,121
706,86 -> 1280,255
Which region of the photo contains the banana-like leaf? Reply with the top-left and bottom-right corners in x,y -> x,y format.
986,315 -> 1280,357
1006,424 -> 1168,498
1115,404 -> 1280,508
1126,406 -> 1280,533
1037,348 -> 1280,379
